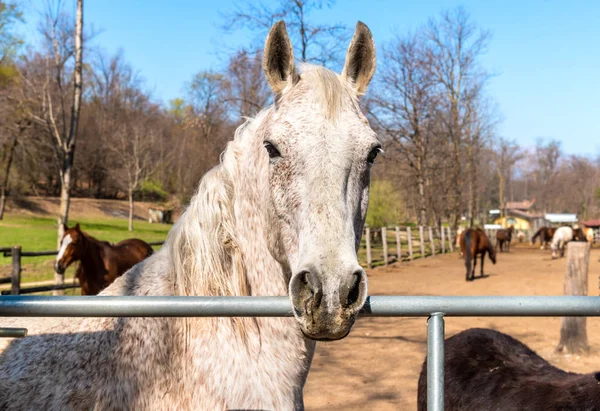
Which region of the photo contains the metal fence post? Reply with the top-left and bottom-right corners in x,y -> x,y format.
11,246 -> 21,295
427,312 -> 445,411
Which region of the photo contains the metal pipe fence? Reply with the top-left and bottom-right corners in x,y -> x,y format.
2,295 -> 600,411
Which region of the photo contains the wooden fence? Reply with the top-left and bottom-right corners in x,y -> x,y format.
0,241 -> 164,295
362,226 -> 455,269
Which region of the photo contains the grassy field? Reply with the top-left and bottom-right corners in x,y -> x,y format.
0,215 -> 171,283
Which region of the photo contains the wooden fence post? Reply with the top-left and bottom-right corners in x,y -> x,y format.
382,227 -> 388,265
407,227 -> 414,260
441,226 -> 446,254
447,227 -> 454,253
395,226 -> 402,263
11,245 -> 21,295
365,227 -> 372,269
419,226 -> 425,258
429,227 -> 435,256
557,242 -> 590,354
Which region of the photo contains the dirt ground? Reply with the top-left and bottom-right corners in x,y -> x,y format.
304,245 -> 600,410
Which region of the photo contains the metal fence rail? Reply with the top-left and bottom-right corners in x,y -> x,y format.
2,294 -> 600,411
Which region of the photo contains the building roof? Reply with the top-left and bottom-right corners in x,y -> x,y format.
545,213 -> 578,223
583,219 -> 600,228
504,199 -> 535,211
504,209 -> 544,220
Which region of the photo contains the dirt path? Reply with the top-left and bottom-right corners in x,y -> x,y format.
304,246 -> 600,410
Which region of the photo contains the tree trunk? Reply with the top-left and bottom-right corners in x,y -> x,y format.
498,170 -> 504,219
0,134 -> 19,220
416,156 -> 427,226
556,242 -> 591,354
54,150 -> 73,296
467,143 -> 474,228
128,187 -> 134,232
57,150 -> 74,245
54,0 -> 83,296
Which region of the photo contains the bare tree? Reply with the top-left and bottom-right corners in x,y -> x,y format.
223,48 -> 270,118
222,0 -> 349,67
25,0 -> 83,246
425,6 -> 491,229
368,32 -> 436,226
464,93 -> 498,226
113,110 -> 158,231
493,137 -> 522,217
530,138 -> 561,213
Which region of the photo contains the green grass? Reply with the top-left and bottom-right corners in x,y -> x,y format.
0,215 -> 171,283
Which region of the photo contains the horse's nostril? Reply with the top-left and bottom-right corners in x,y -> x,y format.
291,269 -> 323,314
346,270 -> 364,308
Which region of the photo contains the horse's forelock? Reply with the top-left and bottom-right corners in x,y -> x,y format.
280,64 -> 358,120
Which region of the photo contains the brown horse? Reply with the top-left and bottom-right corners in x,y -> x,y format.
496,225 -> 514,253
55,224 -> 154,295
459,228 -> 496,281
417,328 -> 600,410
531,226 -> 555,250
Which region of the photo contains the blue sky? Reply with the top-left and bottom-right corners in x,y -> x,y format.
20,0 -> 600,156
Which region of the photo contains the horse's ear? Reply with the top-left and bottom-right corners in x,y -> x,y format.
263,21 -> 298,95
342,21 -> 376,95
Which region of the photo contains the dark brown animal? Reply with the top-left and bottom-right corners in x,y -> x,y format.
459,228 -> 496,281
531,226 -> 556,250
495,225 -> 514,253
55,224 -> 154,295
417,328 -> 600,411
572,227 -> 588,242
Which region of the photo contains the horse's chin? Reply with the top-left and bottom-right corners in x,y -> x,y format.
296,315 -> 357,341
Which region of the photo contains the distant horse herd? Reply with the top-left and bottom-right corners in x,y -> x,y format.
1,18 -> 599,409
457,223 -> 594,282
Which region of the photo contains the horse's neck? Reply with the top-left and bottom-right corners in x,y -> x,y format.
80,237 -> 108,276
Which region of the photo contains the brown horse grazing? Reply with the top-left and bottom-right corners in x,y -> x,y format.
495,225 -> 514,253
55,224 -> 154,295
531,226 -> 556,250
417,328 -> 600,410
572,227 -> 589,242
459,228 -> 496,281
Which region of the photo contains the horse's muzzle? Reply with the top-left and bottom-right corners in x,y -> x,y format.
54,262 -> 66,274
289,266 -> 368,341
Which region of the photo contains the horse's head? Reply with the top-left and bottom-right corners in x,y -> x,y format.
55,223 -> 83,274
260,21 -> 377,341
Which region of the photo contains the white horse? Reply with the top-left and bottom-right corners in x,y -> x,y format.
0,21 -> 378,410
551,226 -> 574,259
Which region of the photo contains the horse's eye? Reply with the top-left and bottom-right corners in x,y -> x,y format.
367,146 -> 382,164
263,142 -> 281,159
